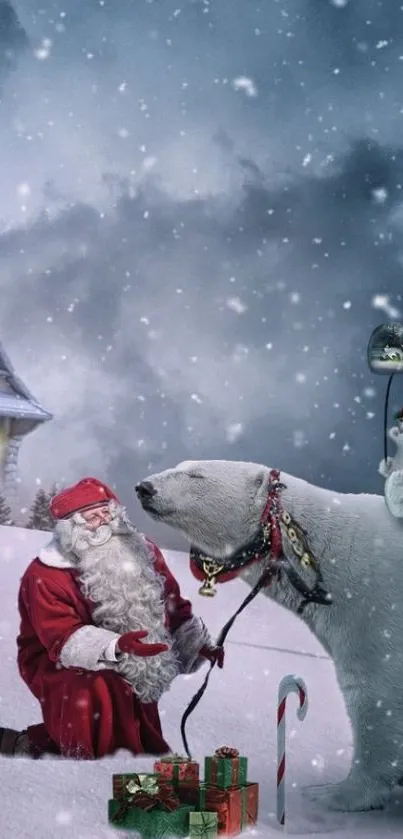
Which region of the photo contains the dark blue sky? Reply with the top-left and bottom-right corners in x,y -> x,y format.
1,0 -> 403,545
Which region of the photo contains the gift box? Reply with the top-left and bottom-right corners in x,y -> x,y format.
204,747 -> 247,789
189,811 -> 218,839
174,780 -> 200,807
108,799 -> 195,838
198,782 -> 259,837
113,772 -> 161,800
154,753 -> 200,786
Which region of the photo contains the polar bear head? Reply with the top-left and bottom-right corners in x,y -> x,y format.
136,459 -> 272,559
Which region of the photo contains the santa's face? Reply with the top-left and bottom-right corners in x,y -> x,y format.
54,499 -> 134,557
80,503 -> 113,531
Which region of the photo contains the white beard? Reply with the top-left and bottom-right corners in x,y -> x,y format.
53,503 -> 180,703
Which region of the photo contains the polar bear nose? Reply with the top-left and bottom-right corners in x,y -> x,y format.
135,480 -> 157,501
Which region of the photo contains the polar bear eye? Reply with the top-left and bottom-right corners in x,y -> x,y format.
188,471 -> 205,479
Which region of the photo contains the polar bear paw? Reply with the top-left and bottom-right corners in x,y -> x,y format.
379,457 -> 393,478
303,776 -> 390,811
384,470 -> 403,518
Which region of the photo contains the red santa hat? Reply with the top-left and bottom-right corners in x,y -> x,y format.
50,477 -> 119,520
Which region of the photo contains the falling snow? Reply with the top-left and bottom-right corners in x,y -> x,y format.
225,422 -> 244,443
226,296 -> 248,314
372,295 -> 401,319
34,38 -> 52,60
232,76 -> 258,97
372,187 -> 388,204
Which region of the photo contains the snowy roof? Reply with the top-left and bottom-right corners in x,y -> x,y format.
0,343 -> 52,423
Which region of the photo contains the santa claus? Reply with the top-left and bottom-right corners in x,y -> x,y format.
0,477 -> 223,759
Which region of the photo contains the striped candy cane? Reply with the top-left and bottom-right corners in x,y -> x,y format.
277,674 -> 308,827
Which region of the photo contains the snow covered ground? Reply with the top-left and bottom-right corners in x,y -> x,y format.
1,525 -> 403,837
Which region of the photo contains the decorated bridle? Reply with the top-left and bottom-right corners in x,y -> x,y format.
189,469 -> 332,615
181,469 -> 332,759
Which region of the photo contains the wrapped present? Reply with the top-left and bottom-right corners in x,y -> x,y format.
109,774 -> 194,837
189,811 -> 218,839
154,753 -> 199,785
108,798 -> 195,838
198,782 -> 259,837
112,772 -> 161,800
175,780 -> 200,807
204,746 -> 247,789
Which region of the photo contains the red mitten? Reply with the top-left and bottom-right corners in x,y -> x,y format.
199,645 -> 225,669
116,630 -> 169,657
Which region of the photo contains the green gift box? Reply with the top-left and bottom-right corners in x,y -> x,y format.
189,811 -> 218,839
108,799 -> 195,837
204,748 -> 247,789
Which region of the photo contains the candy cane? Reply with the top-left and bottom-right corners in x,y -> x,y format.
277,674 -> 308,827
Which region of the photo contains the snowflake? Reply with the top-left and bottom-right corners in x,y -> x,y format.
372,187 -> 388,203
191,393 -> 202,404
143,156 -> 157,171
293,430 -> 306,448
34,38 -> 52,60
372,294 -> 400,319
232,76 -> 258,97
227,296 -> 247,314
343,300 -> 351,309
226,423 -> 243,443
311,754 -> 326,770
17,183 -> 31,197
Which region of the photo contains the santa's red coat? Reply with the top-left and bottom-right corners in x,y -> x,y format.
17,543 -> 197,759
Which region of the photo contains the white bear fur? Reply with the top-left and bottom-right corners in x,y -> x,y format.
379,425 -> 403,517
138,459 -> 403,812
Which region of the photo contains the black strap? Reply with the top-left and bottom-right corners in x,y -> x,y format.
180,560 -> 283,759
384,373 -> 395,462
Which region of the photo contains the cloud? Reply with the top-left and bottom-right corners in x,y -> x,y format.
0,1 -> 403,543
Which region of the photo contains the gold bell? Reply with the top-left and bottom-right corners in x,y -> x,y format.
198,577 -> 218,596
198,559 -> 224,597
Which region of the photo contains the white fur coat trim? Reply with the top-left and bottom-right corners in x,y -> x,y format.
171,616 -> 212,674
38,539 -> 75,568
59,625 -> 121,670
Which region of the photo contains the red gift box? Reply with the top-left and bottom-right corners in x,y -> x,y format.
199,783 -> 259,837
154,754 -> 200,786
174,781 -> 200,806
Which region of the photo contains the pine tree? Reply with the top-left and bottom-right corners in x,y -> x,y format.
0,493 -> 13,525
26,488 -> 53,531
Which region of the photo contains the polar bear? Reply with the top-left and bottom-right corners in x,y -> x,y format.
136,459 -> 403,812
379,424 -> 403,517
